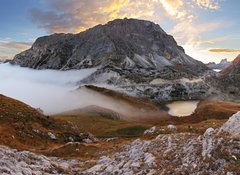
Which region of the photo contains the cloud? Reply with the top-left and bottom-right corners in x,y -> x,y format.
209,48 -> 240,53
171,21 -> 224,47
0,39 -> 31,51
0,39 -> 32,59
156,0 -> 196,23
158,0 -> 185,19
29,0 -> 223,34
0,63 -> 97,115
29,0 -> 161,33
0,63 -> 155,117
193,0 -> 220,9
0,56 -> 8,61
29,8 -> 83,33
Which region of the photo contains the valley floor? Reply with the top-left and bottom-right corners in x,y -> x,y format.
0,94 -> 240,174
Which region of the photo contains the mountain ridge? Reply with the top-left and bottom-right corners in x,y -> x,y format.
206,58 -> 231,70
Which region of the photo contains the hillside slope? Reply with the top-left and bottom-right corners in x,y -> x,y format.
1,111 -> 239,174
0,94 -> 95,151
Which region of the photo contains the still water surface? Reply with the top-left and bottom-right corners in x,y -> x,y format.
167,101 -> 199,117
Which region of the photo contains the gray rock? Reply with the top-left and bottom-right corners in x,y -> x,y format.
11,18 -> 208,81
212,55 -> 240,101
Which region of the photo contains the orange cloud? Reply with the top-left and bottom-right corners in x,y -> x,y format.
209,49 -> 240,53
0,39 -> 32,59
30,0 -> 161,33
29,0 -> 222,34
0,39 -> 31,51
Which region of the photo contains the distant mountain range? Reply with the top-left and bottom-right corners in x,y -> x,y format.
206,58 -> 231,70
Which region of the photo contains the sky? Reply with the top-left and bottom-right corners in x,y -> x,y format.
0,0 -> 239,63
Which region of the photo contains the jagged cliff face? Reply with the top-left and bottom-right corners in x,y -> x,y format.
11,18 -> 207,75
220,55 -> 240,84
221,55 -> 240,76
213,55 -> 240,100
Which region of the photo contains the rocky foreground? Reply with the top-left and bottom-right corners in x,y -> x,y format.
1,112 -> 239,175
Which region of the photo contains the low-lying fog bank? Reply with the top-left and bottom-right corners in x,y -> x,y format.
0,63 -> 97,115
0,63 -> 163,118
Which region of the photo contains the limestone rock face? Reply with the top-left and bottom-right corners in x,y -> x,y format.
219,111 -> 240,138
11,18 -> 207,76
220,55 -> 240,79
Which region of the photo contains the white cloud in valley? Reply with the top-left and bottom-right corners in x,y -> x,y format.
0,63 -> 98,115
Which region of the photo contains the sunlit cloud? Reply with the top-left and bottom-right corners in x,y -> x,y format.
193,0 -> 221,10
0,39 -> 31,50
29,0 -> 222,34
171,21 -> 224,47
209,48 -> 240,53
30,0 -> 161,33
26,0 -> 229,62
0,39 -> 32,59
158,0 -> 186,19
183,45 -> 239,63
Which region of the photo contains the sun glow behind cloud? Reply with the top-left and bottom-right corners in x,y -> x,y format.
30,0 -> 223,33
1,0 -> 239,62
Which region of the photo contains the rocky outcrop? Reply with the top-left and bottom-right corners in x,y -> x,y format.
218,111 -> 240,137
0,145 -> 81,175
119,77 -> 212,102
1,111 -> 239,174
82,111 -> 240,174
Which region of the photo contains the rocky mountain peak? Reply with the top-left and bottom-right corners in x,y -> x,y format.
104,18 -> 167,35
10,18 -> 209,86
11,18 -> 203,69
232,54 -> 240,65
